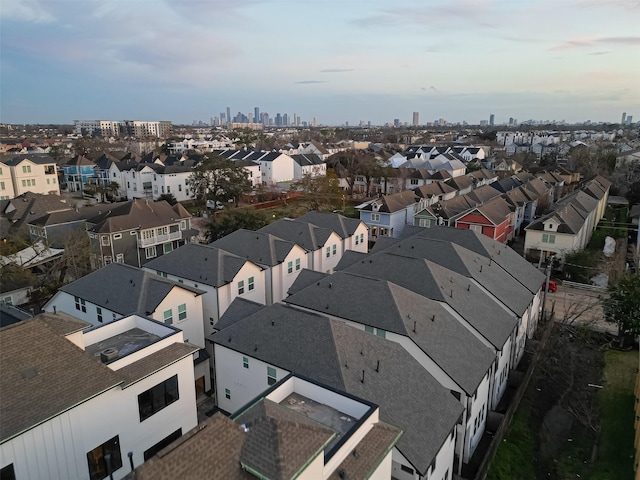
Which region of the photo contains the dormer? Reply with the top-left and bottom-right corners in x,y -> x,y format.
545,218 -> 559,232
371,201 -> 380,212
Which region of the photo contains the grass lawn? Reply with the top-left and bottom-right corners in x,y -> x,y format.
487,399 -> 536,480
590,348 -> 638,479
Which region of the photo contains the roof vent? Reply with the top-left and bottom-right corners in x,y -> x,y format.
100,348 -> 119,363
21,366 -> 38,379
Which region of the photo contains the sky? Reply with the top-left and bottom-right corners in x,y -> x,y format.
1,0 -> 639,126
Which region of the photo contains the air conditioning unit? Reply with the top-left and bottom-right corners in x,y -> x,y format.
100,348 -> 119,363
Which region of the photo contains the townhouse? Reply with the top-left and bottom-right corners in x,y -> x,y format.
209,229 -> 308,304
144,243 -> 266,334
210,303 -> 464,480
84,199 -> 195,269
126,374 -> 402,480
295,211 -> 369,253
357,190 -> 426,239
43,262 -> 209,392
62,155 -> 96,192
524,175 -> 610,262
258,217 -> 344,273
291,153 -> 327,179
3,155 -> 59,197
0,161 -> 15,200
0,312 -> 198,480
284,269 -> 496,468
121,162 -> 195,203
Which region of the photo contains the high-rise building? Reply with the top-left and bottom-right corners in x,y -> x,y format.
622,112 -> 627,124
627,115 -> 634,125
393,118 -> 400,127
226,107 -> 231,125
220,112 -> 226,124
412,112 -> 419,126
254,107 -> 260,123
247,113 -> 254,123
275,113 -> 282,126
283,113 -> 290,126
489,114 -> 495,126
509,117 -> 514,126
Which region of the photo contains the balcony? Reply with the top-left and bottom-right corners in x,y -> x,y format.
137,230 -> 182,248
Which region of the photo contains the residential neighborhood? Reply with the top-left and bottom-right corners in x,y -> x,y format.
1,119 -> 638,480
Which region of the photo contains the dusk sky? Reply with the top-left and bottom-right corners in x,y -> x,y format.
1,0 -> 639,126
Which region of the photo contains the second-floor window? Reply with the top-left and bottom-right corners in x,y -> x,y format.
238,280 -> 245,295
138,375 -> 179,422
295,258 -> 301,271
287,261 -> 293,274
542,234 -> 556,244
163,309 -> 173,325
75,296 -> 86,312
371,213 -> 380,222
248,276 -> 254,291
326,246 -> 330,258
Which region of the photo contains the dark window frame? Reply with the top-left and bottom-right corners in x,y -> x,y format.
138,375 -> 179,422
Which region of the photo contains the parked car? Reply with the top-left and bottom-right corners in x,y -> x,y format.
206,200 -> 224,210
542,280 -> 557,292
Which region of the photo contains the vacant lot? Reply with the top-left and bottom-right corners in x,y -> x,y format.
489,323 -> 637,480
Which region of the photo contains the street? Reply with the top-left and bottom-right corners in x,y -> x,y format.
545,283 -> 616,335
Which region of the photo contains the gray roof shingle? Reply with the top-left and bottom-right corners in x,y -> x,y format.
211,304 -> 463,475
58,263 -> 205,315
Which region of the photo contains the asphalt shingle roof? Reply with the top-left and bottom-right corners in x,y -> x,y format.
145,243 -> 252,288
296,212 -> 364,239
285,269 -> 495,394
58,263 -> 204,316
258,218 -> 334,252
211,304 -> 463,475
209,229 -> 298,267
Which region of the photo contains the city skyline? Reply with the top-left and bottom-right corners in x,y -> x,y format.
1,0 -> 639,126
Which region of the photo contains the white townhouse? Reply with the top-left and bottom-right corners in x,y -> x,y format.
4,154 -> 59,197
43,262 -> 210,391
210,303 -> 464,480
284,266 -> 499,472
209,229 -> 308,305
128,374 -> 402,480
290,153 -> 327,179
296,211 -> 369,254
0,161 -> 15,200
256,151 -> 296,185
0,312 -> 198,480
258,218 -> 344,274
122,163 -> 194,203
144,243 -> 266,335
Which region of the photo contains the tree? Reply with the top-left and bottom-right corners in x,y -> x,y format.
157,193 -> 177,206
205,208 -> 269,242
289,170 -> 343,212
186,154 -> 252,212
604,274 -> 640,345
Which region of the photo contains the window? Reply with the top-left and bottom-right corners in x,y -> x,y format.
0,182 -> 4,191
419,218 -> 431,227
163,309 -> 173,325
326,246 -> 331,258
287,261 -> 293,274
225,388 -> 231,399
21,180 -> 26,187
178,304 -> 187,321
179,220 -> 186,230
178,184 -> 182,191
75,296 -> 87,313
332,244 -> 337,256
376,329 -> 386,338
145,246 -> 157,259
113,233 -> 122,240
32,179 -> 35,186
86,435 -> 122,480
101,236 -> 110,246
371,213 -> 380,222
248,276 -> 254,291
157,226 -> 168,236
0,464 -> 15,480
116,253 -> 124,263
542,233 -> 556,244
355,235 -> 359,245
365,325 -> 374,334
400,464 -> 414,475
360,233 -> 364,243
97,307 -> 103,323
295,258 -> 301,271
143,429 -> 182,461
238,280 -> 245,295
410,178 -> 419,185
138,375 -> 179,421
469,224 -> 482,233
130,231 -> 137,235
163,243 -> 173,254
267,366 -> 277,385
47,178 -> 50,184
1,296 -> 13,306
243,356 -> 249,369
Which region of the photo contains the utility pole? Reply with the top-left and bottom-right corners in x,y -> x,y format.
541,255 -> 554,321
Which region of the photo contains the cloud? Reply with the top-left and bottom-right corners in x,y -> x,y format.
0,0 -> 55,23
588,51 -> 611,56
295,80 -> 326,84
550,36 -> 640,50
320,69 -> 353,73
